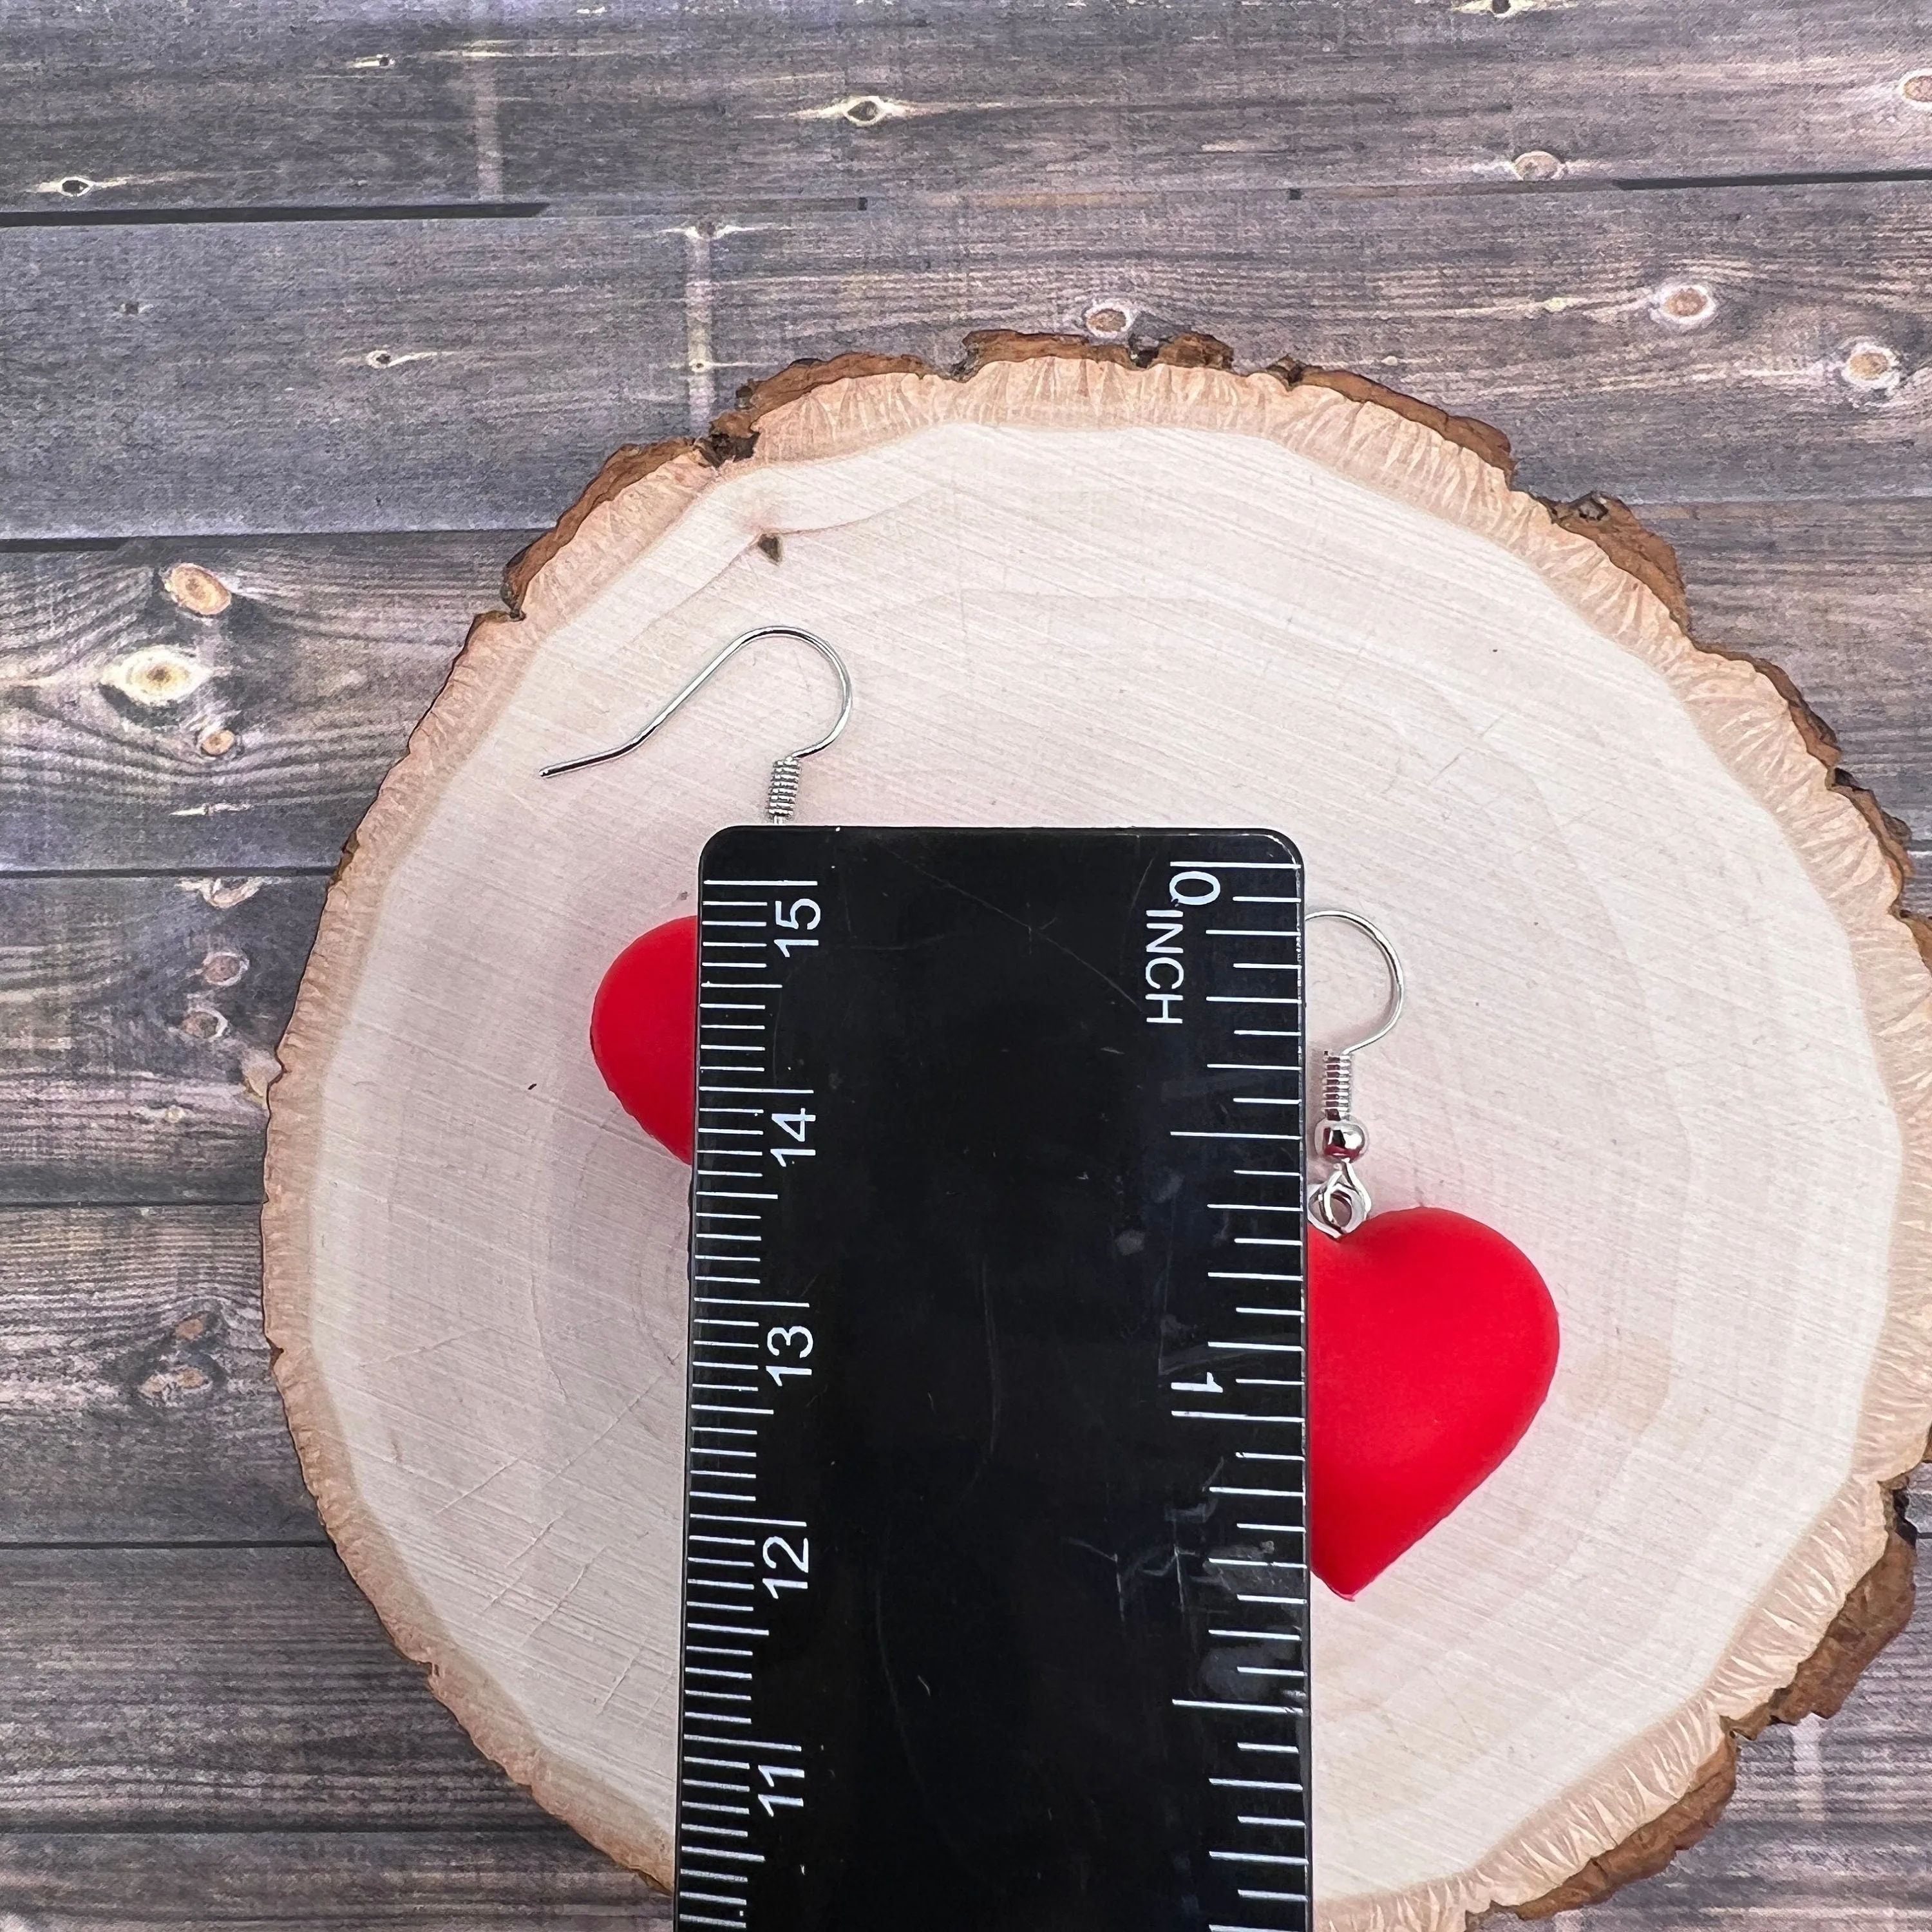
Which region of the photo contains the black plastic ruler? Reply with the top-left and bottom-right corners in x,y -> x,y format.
676,826 -> 1308,1932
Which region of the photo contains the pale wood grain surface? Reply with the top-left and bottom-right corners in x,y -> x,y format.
257,363 -> 1932,1926
4,0 -> 1931,1920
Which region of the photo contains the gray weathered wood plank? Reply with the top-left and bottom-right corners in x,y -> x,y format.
0,1206 -> 317,1544
7,0 -> 1932,217
1564,1824 -> 1932,1926
6,185 -> 1932,538
2,214 -> 688,540
5,508 -> 1924,889
0,1832 -> 665,1928
0,534 -> 515,873
710,185 -> 1932,508
0,1544 -> 568,1828
0,873 -> 323,1206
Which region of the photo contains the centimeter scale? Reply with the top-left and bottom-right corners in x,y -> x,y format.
674,828 -> 1310,1932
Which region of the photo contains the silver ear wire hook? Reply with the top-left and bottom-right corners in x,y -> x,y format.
538,624 -> 855,823
1306,909 -> 1406,1238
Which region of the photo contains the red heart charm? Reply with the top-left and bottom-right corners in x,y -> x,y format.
592,925 -> 1559,1598
591,915 -> 699,1163
1308,1206 -> 1558,1598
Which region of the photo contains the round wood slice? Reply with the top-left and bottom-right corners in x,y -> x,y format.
262,336 -> 1932,1929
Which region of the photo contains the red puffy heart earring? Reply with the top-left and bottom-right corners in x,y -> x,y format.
1303,913 -> 1560,1597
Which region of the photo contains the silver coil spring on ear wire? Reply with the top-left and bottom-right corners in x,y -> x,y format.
1321,1049 -> 1354,1127
765,755 -> 802,824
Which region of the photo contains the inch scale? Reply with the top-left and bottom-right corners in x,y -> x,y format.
676,827 -> 1309,1932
